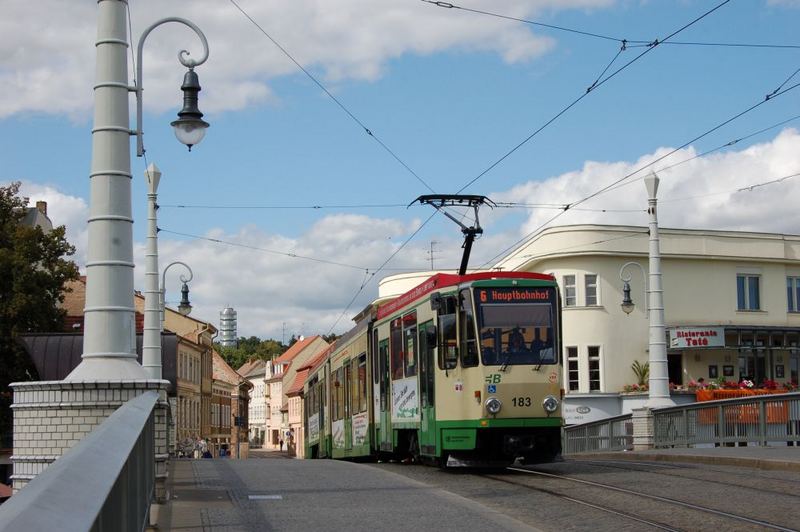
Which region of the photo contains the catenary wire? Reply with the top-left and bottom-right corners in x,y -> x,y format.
421,1 -> 800,50
601,113 -> 800,196
159,203 -> 410,210
229,0 -> 435,194
478,79 -> 800,268
326,211 -> 439,334
456,0 -> 732,194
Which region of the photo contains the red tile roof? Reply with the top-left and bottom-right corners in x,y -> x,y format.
213,351 -> 244,385
237,358 -> 266,378
274,335 -> 324,364
286,368 -> 310,397
301,342 -> 335,374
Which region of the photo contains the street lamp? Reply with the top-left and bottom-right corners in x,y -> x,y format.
69,5 -> 207,380
134,17 -> 210,156
619,261 -> 648,317
619,172 -> 672,407
161,261 -> 194,326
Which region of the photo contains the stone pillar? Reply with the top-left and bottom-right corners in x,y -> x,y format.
631,407 -> 655,450
10,380 -> 169,501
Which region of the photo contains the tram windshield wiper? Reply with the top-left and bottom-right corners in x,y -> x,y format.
500,351 -> 514,372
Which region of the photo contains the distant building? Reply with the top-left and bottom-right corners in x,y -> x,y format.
23,201 -> 53,232
219,307 -> 237,347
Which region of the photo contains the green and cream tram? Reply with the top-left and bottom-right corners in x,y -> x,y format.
304,271 -> 563,466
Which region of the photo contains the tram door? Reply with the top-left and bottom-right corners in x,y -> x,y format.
344,360 -> 352,451
418,321 -> 437,455
378,339 -> 392,451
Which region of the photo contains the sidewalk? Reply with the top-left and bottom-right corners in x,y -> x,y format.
569,445 -> 800,472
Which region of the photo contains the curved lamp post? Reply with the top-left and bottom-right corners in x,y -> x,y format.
619,261 -> 648,317
134,17 -> 210,156
161,261 -> 194,326
68,5 -> 208,380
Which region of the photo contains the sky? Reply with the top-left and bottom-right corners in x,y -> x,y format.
2,0 -> 800,341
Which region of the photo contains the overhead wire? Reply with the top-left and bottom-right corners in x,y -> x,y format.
421,1 -> 800,50
456,0 -> 732,194
159,202 -> 410,210
478,78 -> 800,269
229,0 -> 435,194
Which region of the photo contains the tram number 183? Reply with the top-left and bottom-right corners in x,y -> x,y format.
512,397 -> 532,407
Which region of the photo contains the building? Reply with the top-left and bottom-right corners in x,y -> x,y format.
268,336 -> 329,456
211,351 -> 252,458
219,307 -> 237,347
22,201 -> 53,232
493,224 -> 800,422
237,359 -> 267,447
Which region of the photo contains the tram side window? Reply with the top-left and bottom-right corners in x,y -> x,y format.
372,329 -> 379,384
459,289 -> 479,367
335,367 -> 345,421
403,312 -> 417,377
390,318 -> 404,380
420,321 -> 435,407
344,362 -> 352,418
438,313 -> 457,370
358,353 -> 368,413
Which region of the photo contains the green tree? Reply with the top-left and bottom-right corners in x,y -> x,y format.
215,336 -> 286,370
0,182 -> 80,436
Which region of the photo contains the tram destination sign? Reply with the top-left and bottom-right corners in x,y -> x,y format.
669,326 -> 725,348
477,287 -> 553,304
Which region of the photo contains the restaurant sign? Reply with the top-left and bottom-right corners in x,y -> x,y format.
669,326 -> 725,348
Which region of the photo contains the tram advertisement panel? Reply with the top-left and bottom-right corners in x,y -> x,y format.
308,413 -> 320,443
332,419 -> 345,449
352,412 -> 369,446
391,377 -> 420,422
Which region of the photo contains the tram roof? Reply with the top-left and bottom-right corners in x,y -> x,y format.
375,271 -> 554,320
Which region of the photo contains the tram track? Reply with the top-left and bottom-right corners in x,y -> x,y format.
492,466 -> 798,531
566,459 -> 800,499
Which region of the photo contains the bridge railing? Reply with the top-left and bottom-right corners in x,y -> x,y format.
652,391 -> 800,448
563,413 -> 634,454
0,391 -> 158,532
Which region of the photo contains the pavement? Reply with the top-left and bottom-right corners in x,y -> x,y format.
154,445 -> 800,531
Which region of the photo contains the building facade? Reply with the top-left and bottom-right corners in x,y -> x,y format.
493,224 -> 800,422
237,359 -> 267,447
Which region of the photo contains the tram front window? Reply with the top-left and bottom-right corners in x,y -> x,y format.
477,298 -> 556,366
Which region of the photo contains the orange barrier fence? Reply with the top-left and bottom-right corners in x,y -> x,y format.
696,389 -> 789,424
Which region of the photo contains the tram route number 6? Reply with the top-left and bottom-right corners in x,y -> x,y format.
512,397 -> 532,407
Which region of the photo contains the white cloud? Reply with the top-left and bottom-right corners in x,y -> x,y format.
15,129 -> 800,340
489,128 -> 800,257
0,0 -> 613,119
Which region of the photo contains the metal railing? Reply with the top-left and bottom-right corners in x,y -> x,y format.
563,413 -> 634,454
653,391 -> 800,448
0,391 -> 158,532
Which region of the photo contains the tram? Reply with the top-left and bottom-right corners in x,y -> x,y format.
304,270 -> 563,466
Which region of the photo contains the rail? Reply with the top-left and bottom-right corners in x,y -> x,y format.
563,413 -> 634,454
0,391 -> 158,532
653,391 -> 800,448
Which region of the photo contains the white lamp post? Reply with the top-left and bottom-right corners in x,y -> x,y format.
142,164 -> 162,379
619,172 -> 672,407
66,1 -> 209,381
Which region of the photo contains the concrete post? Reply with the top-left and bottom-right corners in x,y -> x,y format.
631,407 -> 655,450
644,172 -> 673,407
143,164 -> 162,379
66,0 -> 146,381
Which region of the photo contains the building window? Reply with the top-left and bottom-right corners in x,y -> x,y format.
563,275 -> 576,307
585,274 -> 598,306
566,346 -> 579,391
788,277 -> 800,312
588,346 -> 601,391
737,274 -> 760,311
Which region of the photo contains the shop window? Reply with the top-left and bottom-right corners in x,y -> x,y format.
563,275 -> 576,307
585,274 -> 598,306
588,346 -> 601,391
566,346 -> 579,391
788,277 -> 800,312
737,274 -> 760,311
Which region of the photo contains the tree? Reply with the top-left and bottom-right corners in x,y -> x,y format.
215,336 -> 285,370
0,182 -> 80,436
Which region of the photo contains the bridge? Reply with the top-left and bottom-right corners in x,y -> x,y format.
0,391 -> 798,530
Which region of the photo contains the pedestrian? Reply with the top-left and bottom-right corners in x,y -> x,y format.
279,439 -> 284,451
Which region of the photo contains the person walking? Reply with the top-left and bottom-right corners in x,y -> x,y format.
279,439 -> 284,451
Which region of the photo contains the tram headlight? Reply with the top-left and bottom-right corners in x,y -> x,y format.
542,395 -> 559,414
485,397 -> 502,416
